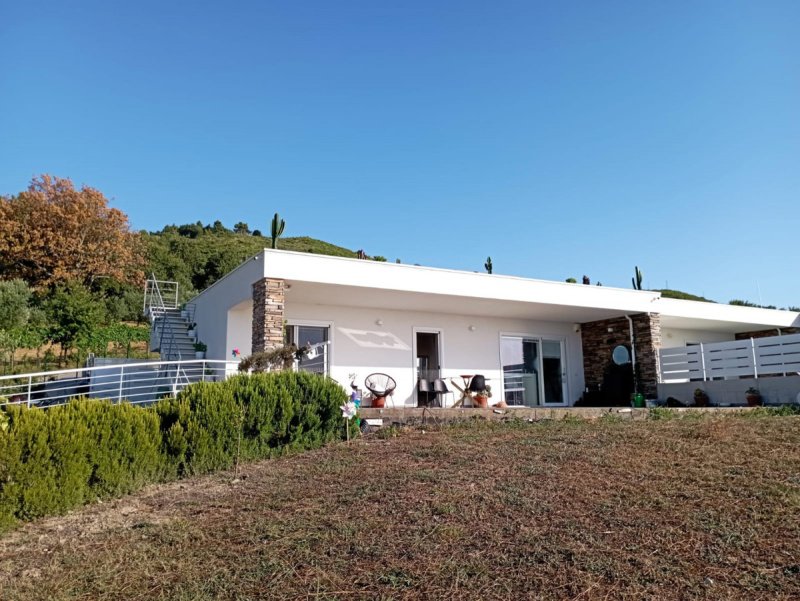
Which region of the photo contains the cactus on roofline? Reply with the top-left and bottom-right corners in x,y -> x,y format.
270,213 -> 285,249
632,265 -> 643,290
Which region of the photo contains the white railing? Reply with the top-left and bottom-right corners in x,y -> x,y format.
0,359 -> 240,409
659,333 -> 800,383
143,276 -> 179,315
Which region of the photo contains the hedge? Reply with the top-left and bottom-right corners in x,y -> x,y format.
0,371 -> 350,531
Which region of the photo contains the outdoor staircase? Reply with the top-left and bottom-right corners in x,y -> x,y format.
149,308 -> 196,361
144,276 -> 206,390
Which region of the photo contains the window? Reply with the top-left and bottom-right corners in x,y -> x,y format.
500,336 -> 566,406
285,324 -> 329,375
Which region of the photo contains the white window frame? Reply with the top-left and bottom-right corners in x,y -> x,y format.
411,326 -> 445,407
497,331 -> 569,407
285,319 -> 334,374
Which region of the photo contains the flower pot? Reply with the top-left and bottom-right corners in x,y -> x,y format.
195,351 -> 206,360
473,395 -> 489,408
746,394 -> 762,407
372,395 -> 386,408
181,310 -> 188,320
187,330 -> 196,340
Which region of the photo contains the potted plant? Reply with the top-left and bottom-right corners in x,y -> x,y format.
187,323 -> 197,340
693,388 -> 710,407
194,341 -> 207,360
472,384 -> 492,408
180,304 -> 189,320
745,386 -> 762,407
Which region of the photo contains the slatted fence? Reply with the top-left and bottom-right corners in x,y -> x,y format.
659,333 -> 800,383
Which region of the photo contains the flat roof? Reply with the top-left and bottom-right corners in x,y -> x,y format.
195,249 -> 800,331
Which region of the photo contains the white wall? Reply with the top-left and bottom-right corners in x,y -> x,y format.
192,253 -> 265,361
661,328 -> 734,348
286,301 -> 584,406
226,300 -> 253,360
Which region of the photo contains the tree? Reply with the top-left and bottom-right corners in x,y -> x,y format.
44,281 -> 105,358
0,175 -> 145,288
0,279 -> 31,331
233,222 -> 250,235
270,213 -> 285,249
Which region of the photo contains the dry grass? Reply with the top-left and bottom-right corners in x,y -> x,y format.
1,414 -> 799,600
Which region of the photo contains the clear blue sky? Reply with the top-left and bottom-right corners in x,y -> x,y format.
2,1 -> 798,307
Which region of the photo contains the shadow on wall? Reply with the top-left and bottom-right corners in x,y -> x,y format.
338,328 -> 411,351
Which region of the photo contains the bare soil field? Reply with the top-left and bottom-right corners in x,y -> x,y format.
1,414 -> 799,600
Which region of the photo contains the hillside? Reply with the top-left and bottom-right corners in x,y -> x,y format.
145,225 -> 366,299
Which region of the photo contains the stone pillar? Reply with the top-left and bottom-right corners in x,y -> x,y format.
580,313 -> 662,399
251,278 -> 285,353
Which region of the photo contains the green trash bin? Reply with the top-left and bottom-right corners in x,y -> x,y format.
631,393 -> 645,408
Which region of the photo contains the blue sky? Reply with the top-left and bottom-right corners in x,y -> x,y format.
2,1 -> 798,307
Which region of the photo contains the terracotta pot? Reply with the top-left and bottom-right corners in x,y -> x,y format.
473,395 -> 489,408
746,394 -> 762,407
372,395 -> 386,408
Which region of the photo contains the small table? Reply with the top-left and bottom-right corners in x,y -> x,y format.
451,374 -> 474,408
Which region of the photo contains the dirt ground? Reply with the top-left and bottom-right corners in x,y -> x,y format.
1,414 -> 799,600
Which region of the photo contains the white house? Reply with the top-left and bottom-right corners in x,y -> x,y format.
190,249 -> 800,407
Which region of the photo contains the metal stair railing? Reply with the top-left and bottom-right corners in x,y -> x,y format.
146,275 -> 189,390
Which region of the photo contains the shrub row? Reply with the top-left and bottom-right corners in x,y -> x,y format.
0,371 -> 349,531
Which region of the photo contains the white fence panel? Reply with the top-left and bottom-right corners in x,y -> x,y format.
659,333 -> 800,383
754,333 -> 800,375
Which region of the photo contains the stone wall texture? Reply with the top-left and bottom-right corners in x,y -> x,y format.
251,278 -> 285,353
581,313 -> 662,398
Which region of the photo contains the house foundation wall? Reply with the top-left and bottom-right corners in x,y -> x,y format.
658,375 -> 800,406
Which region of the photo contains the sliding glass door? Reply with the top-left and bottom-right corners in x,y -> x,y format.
500,336 -> 567,406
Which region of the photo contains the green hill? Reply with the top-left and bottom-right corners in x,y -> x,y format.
654,289 -> 715,303
145,225 -> 363,299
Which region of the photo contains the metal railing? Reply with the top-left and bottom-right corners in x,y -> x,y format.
143,275 -> 179,315
0,359 -> 239,409
296,341 -> 329,376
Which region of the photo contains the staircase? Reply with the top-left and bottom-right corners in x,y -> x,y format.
144,276 -> 191,359
150,308 -> 196,360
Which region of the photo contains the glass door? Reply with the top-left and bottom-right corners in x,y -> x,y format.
500,337 -> 540,407
501,336 -> 567,406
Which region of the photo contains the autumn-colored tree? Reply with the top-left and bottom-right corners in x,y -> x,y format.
0,175 -> 145,288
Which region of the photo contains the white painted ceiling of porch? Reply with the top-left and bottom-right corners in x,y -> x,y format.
285,281 -> 639,324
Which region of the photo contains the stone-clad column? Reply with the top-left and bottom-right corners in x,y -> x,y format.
251,278 -> 285,353
580,313 -> 662,398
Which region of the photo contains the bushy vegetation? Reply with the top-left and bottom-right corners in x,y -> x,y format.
656,288 -> 715,302
1,174 -> 381,374
0,372 -> 349,531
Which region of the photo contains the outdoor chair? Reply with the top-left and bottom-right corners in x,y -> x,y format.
432,378 -> 452,407
364,373 -> 397,407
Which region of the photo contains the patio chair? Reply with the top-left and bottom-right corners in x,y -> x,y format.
364,373 -> 396,408
432,378 -> 452,408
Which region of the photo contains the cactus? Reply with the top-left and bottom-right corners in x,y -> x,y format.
270,212 -> 285,249
632,265 -> 643,290
484,256 -> 493,274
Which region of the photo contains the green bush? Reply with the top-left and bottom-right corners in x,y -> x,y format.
156,371 -> 348,474
0,372 -> 350,532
